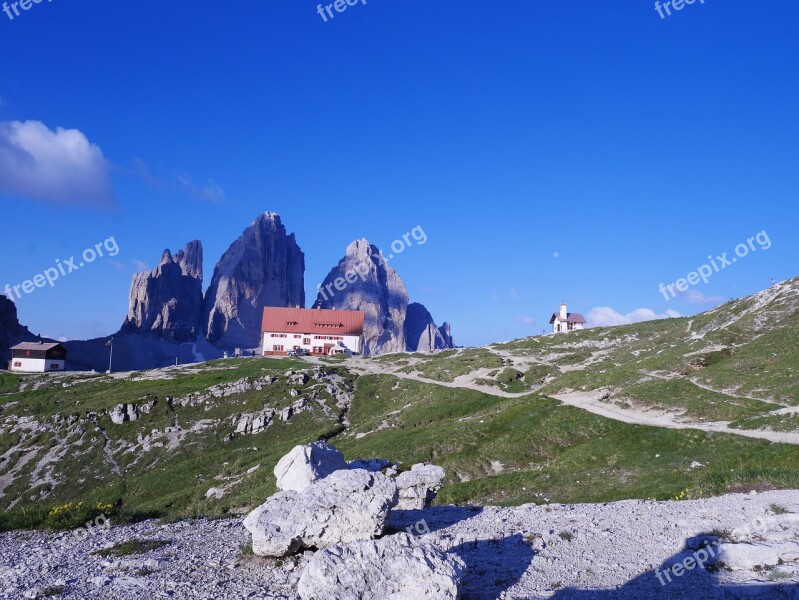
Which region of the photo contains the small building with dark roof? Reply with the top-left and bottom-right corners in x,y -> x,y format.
9,342 -> 68,373
550,303 -> 586,333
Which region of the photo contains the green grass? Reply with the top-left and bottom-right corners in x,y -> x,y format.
0,372 -> 20,394
0,358 -> 354,530
490,279 -> 799,429
621,378 -> 774,422
475,368 -> 530,393
337,375 -> 799,506
92,539 -> 171,557
35,585 -> 65,598
1,282 -> 799,532
729,413 -> 799,432
524,364 -> 556,386
398,348 -> 503,382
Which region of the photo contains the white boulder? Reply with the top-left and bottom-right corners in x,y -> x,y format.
205,487 -> 225,499
244,469 -> 397,557
717,541 -> 799,570
274,441 -> 348,492
394,463 -> 446,510
297,533 -> 466,600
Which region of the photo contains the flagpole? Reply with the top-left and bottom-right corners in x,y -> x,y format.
108,339 -> 113,374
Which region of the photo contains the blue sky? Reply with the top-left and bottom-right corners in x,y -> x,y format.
0,0 -> 796,346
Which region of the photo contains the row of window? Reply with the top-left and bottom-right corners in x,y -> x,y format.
269,333 -> 346,339
12,361 -> 60,369
267,333 -> 346,341
270,345 -> 339,355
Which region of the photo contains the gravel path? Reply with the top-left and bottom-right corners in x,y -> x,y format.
1,490 -> 798,599
552,390 -> 799,446
330,355 -> 799,446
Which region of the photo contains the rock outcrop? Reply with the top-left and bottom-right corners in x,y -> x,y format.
109,403 -> 139,425
314,240 -> 453,355
439,321 -> 454,348
203,212 -> 305,349
297,533 -> 466,600
274,441 -> 348,492
120,241 -> 204,343
0,294 -> 36,365
405,302 -> 452,352
395,463 -> 446,510
232,409 -> 275,436
243,469 -> 398,557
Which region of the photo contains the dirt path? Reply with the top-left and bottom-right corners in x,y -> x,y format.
552,390 -> 799,445
320,356 -> 799,446
687,377 -> 782,405
335,357 -> 525,398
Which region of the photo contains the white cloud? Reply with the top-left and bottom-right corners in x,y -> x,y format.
177,173 -> 226,203
490,292 -> 500,301
588,306 -> 682,328
105,259 -> 128,271
553,251 -> 560,258
680,289 -> 726,305
509,288 -> 519,300
131,159 -> 226,203
517,315 -> 536,326
132,259 -> 150,273
0,120 -> 114,207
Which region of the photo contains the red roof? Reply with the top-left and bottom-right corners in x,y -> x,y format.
261,307 -> 365,336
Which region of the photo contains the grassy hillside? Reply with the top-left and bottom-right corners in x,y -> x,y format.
483,276 -> 799,426
0,277 -> 797,531
339,375 -> 799,506
0,358 -> 352,530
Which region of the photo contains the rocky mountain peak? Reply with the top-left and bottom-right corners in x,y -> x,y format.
0,294 -> 36,365
203,213 -> 305,349
121,240 -> 205,343
174,240 -> 203,280
314,239 -> 452,355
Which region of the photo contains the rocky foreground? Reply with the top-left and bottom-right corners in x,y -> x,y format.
0,488 -> 798,599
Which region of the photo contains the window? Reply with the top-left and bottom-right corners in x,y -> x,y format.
49,364 -> 59,370
303,338 -> 310,345
294,334 -> 302,339
13,361 -> 21,368
273,344 -> 284,352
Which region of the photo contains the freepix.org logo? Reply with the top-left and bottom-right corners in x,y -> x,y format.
4,236 -> 120,302
3,0 -> 55,22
